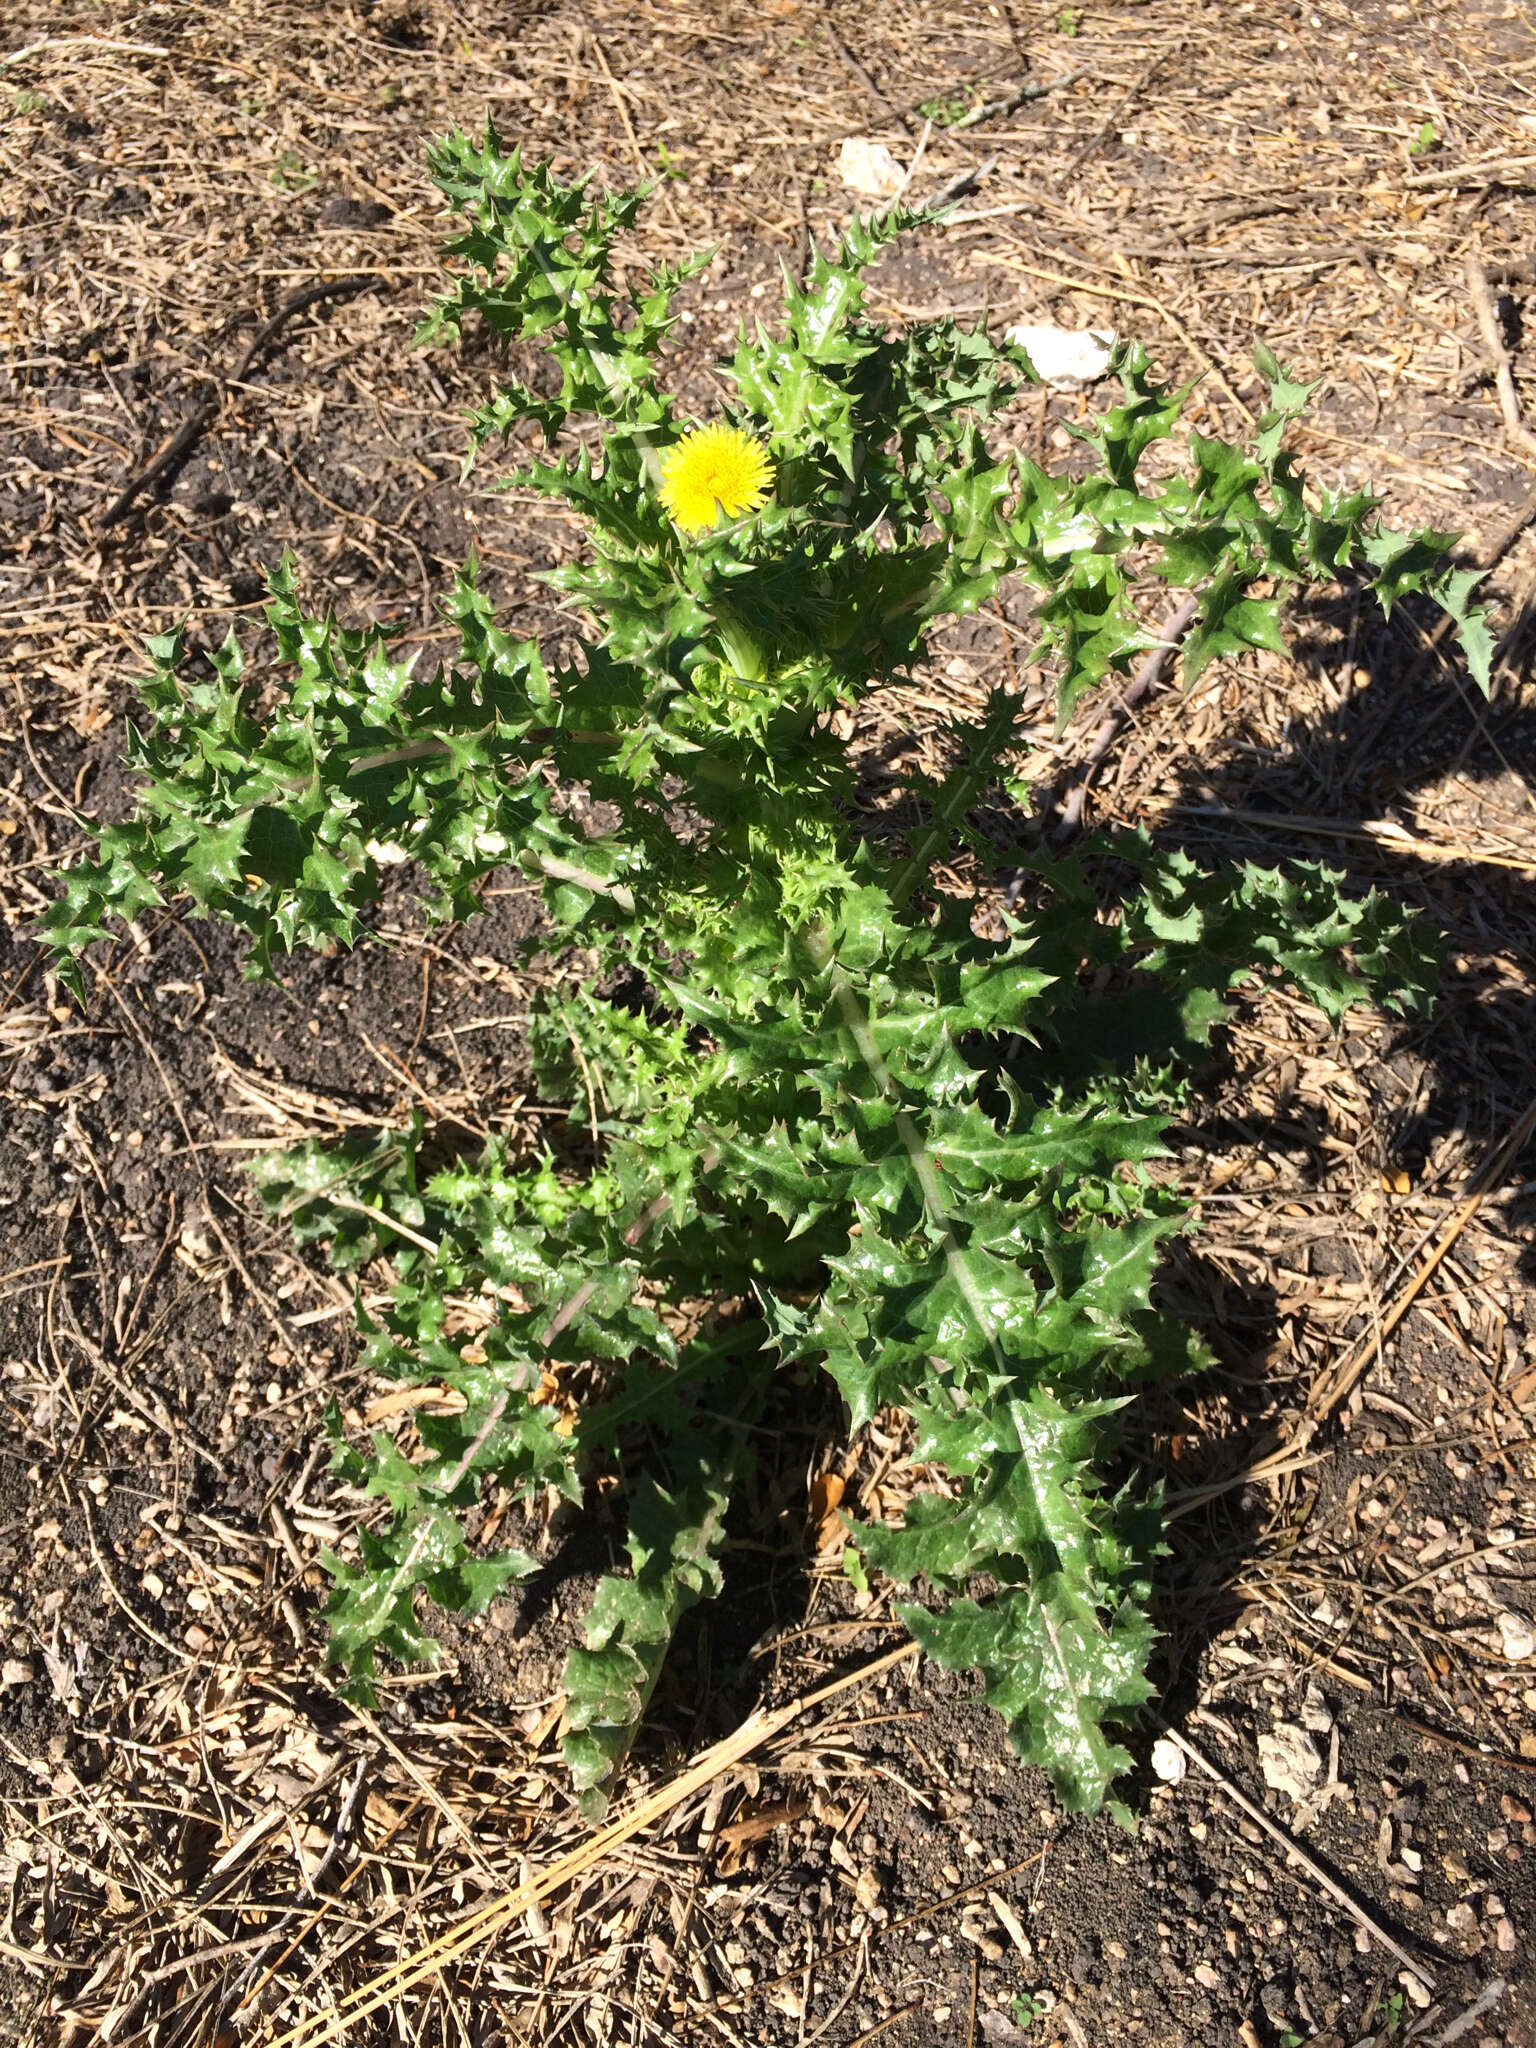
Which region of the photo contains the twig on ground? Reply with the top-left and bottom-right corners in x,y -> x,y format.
1427,1977 -> 1509,2044
1377,1708 -> 1536,1777
1048,592 -> 1201,845
1163,1444 -> 1328,1521
1,34 -> 168,65
927,154 -> 998,213
1465,255 -> 1536,462
1057,2003 -> 1090,2048
1153,1718 -> 1436,1993
949,66 -> 1090,132
821,11 -> 913,135
1303,1089 -> 1536,1431
799,1939 -> 867,2044
77,1488 -> 189,1660
227,276 -> 381,386
1166,803 -> 1536,875
844,2003 -> 924,2047
0,1936 -> 78,1972
441,1389 -> 508,1491
1060,45 -> 1180,179
543,1141 -> 717,1346
1362,476 -> 1536,688
670,1850 -> 1048,2016
265,1639 -> 921,2048
1347,242 -> 1474,348
1405,151 -> 1536,189
336,1692 -> 500,1886
587,29 -> 681,228
98,275 -> 382,528
324,1190 -> 442,1258
881,117 -> 932,214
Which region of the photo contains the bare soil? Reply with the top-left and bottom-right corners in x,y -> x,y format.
3,3 -> 1536,2045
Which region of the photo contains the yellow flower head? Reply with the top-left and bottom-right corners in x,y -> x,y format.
658,422 -> 774,535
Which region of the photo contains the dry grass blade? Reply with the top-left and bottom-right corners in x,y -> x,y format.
1152,1720 -> 1436,1993
1166,804 -> 1536,874
0,33 -> 168,64
1464,254 -> 1536,463
1163,1445 -> 1328,1522
262,1642 -> 919,2047
1304,1089 -> 1536,1428
844,2001 -> 925,2046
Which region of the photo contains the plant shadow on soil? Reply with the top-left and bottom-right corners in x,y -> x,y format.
4,571 -> 1533,2045
1106,573 -> 1535,1679
1157,574 -> 1536,1280
441,577 -> 1529,1784
14,566 -> 1530,1770
940,563 -> 1536,1721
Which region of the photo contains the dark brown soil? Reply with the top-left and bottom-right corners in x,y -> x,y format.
3,3 -> 1535,2044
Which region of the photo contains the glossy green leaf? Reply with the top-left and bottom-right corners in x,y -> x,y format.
38,136 -> 1481,1820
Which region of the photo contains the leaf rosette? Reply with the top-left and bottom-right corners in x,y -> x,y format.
43,130 -> 1479,1816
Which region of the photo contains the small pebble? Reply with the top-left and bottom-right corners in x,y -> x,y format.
1497,1612 -> 1535,1663
1,1659 -> 34,1687
1150,1736 -> 1186,1784
1300,1682 -> 1334,1735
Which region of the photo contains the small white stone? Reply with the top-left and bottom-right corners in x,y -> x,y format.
1,1659 -> 34,1687
1497,1611 -> 1535,1662
1150,1736 -> 1187,1784
1399,1971 -> 1432,2009
1300,1681 -> 1334,1734
1256,1722 -> 1322,1801
836,138 -> 905,200
1004,322 -> 1116,390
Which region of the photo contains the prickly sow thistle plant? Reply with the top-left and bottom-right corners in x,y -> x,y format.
46,130 -> 1491,1819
